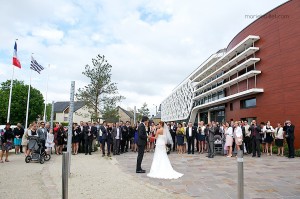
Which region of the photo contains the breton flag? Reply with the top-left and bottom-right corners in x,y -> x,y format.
30,56 -> 44,74
12,42 -> 22,68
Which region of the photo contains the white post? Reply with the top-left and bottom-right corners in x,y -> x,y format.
237,150 -> 244,199
62,152 -> 69,199
25,69 -> 32,129
7,67 -> 15,123
134,106 -> 136,124
43,64 -> 50,122
67,81 -> 75,176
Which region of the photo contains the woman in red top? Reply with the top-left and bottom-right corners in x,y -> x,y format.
53,123 -> 60,155
149,122 -> 156,152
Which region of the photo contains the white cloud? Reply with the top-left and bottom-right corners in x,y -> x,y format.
31,26 -> 64,41
0,0 -> 289,117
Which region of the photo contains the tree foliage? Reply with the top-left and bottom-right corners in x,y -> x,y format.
46,103 -> 52,122
101,99 -> 120,123
0,80 -> 44,125
137,102 -> 150,121
75,54 -> 124,121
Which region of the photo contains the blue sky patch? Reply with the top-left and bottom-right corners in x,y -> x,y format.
138,7 -> 172,24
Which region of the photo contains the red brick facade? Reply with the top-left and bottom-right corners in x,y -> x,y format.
225,1 -> 300,148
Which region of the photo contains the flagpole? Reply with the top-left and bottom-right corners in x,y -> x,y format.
25,69 -> 32,129
43,64 -> 50,122
7,66 -> 15,123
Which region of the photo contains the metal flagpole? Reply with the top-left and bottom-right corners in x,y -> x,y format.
50,101 -> 54,130
7,66 -> 15,123
43,64 -> 50,122
67,81 -> 75,177
134,106 -> 136,124
25,69 -> 32,129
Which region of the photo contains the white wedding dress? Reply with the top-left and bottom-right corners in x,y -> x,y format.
147,134 -> 183,179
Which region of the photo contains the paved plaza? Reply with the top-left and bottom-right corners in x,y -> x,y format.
116,152 -> 300,199
1,150 -> 299,199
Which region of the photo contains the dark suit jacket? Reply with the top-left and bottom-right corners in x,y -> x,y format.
83,126 -> 93,140
137,123 -> 147,146
128,126 -> 134,139
208,126 -> 217,141
121,125 -> 128,140
77,126 -> 83,138
100,125 -> 108,139
91,126 -> 98,138
248,125 -> 262,140
112,127 -> 122,140
186,126 -> 197,139
284,124 -> 295,139
170,125 -> 177,136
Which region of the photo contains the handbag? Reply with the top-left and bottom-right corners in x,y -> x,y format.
150,137 -> 155,142
236,137 -> 243,145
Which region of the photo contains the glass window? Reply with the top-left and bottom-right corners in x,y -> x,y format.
218,91 -> 224,99
212,93 -> 217,101
240,98 -> 256,109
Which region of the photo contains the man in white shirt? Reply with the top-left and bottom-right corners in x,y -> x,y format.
243,121 -> 251,154
185,122 -> 197,154
112,122 -> 122,155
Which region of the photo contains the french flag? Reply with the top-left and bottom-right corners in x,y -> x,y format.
12,41 -> 21,68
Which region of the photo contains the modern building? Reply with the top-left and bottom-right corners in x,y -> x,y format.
161,1 -> 300,147
53,101 -> 92,124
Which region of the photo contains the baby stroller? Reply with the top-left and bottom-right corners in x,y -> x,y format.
213,135 -> 224,155
25,136 -> 50,164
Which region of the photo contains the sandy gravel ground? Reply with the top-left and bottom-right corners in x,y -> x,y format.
0,151 -> 184,199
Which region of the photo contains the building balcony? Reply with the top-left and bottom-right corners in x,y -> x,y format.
193,70 -> 261,100
192,35 -> 260,83
194,57 -> 260,93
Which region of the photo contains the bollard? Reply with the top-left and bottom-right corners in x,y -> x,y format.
237,149 -> 244,199
62,152 -> 69,199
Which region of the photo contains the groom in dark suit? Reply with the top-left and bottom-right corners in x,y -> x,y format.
136,116 -> 149,173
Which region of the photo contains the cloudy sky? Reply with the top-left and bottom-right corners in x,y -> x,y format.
0,0 -> 288,116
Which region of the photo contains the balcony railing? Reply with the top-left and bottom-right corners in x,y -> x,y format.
193,70 -> 261,100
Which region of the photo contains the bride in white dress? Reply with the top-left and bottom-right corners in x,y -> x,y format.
147,122 -> 183,179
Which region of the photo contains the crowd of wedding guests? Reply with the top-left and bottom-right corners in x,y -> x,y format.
0,118 -> 296,163
164,119 -> 296,159
86,119 -> 296,159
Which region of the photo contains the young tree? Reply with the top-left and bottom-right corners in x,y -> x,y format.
101,99 -> 120,123
45,103 -> 52,121
138,102 -> 150,120
0,80 -> 44,124
76,54 -> 124,121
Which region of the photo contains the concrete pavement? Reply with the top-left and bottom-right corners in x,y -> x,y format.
115,151 -> 300,199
